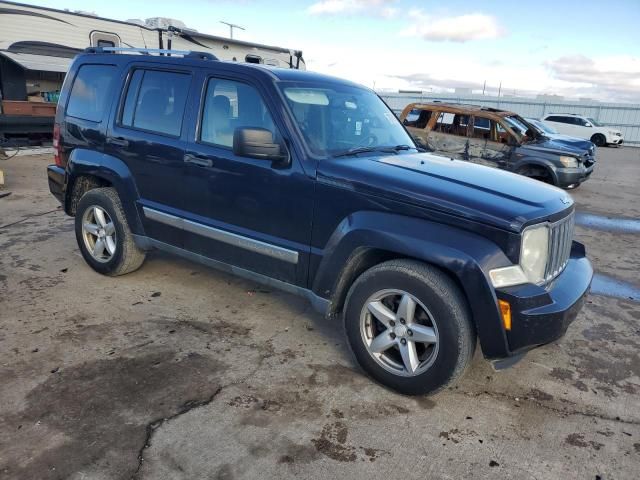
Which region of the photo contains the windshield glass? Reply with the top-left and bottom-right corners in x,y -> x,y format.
279,83 -> 415,157
587,117 -> 602,127
527,118 -> 558,134
503,115 -> 530,135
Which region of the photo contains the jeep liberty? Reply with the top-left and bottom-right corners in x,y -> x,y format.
47,48 -> 593,395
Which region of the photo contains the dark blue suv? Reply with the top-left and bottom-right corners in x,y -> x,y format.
47,48 -> 593,395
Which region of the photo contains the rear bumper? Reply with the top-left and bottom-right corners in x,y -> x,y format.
47,164 -> 65,205
495,241 -> 593,356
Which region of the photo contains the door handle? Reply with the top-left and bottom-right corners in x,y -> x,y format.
109,137 -> 129,147
184,153 -> 213,167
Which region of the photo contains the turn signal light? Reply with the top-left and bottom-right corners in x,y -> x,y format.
499,300 -> 512,331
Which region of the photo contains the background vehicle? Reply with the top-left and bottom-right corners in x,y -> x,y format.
47,49 -> 592,395
400,103 -> 595,189
525,118 -> 596,155
0,0 -> 304,145
541,113 -> 623,147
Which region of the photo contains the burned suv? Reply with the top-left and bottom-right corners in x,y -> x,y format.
401,103 -> 595,189
47,48 -> 592,395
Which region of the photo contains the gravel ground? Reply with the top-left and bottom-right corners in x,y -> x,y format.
0,147 -> 638,480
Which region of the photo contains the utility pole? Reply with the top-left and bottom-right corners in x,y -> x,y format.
497,81 -> 502,98
220,21 -> 245,39
482,80 -> 486,95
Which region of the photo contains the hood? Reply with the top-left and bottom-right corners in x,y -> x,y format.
522,137 -> 590,156
317,152 -> 573,233
540,134 -> 594,151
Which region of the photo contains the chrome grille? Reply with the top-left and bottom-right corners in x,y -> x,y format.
544,212 -> 575,282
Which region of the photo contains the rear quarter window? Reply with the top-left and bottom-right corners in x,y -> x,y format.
66,64 -> 117,122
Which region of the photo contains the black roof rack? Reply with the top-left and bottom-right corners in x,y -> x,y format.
84,46 -> 218,61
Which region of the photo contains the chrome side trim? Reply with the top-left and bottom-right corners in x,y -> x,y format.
146,238 -> 329,316
142,206 -> 299,264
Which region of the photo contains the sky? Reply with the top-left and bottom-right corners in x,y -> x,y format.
16,0 -> 640,102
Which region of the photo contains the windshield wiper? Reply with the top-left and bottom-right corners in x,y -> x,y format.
332,144 -> 416,158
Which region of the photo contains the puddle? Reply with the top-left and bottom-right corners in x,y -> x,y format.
575,212 -> 640,234
590,273 -> 640,302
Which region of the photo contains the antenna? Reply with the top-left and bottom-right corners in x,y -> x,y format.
220,21 -> 245,39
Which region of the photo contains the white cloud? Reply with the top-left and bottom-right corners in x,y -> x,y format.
402,11 -> 505,42
308,0 -> 397,17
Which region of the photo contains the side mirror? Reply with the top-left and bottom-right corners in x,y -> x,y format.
584,123 -> 592,128
233,127 -> 289,166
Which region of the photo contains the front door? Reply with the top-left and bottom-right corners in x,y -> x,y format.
468,116 -> 511,169
180,71 -> 314,285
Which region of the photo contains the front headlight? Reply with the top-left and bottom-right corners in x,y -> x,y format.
559,156 -> 578,168
489,224 -> 549,288
520,225 -> 549,283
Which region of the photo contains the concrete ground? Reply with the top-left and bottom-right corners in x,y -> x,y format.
1,147 -> 638,480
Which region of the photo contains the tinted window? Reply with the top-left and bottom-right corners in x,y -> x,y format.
121,69 -> 191,137
200,78 -> 277,148
66,64 -> 116,122
547,116 -> 568,123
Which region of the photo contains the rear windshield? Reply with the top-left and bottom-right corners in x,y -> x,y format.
66,64 -> 117,122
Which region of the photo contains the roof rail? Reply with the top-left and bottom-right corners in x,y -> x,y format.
84,46 -> 218,60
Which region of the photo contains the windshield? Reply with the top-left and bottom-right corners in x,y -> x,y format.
279,83 -> 415,157
587,117 -> 602,127
527,118 -> 558,134
503,115 -> 531,135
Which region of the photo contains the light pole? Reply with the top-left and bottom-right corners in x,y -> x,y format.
220,21 -> 245,39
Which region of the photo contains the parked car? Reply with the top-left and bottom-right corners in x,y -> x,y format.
525,118 -> 596,155
540,113 -> 623,147
400,103 -> 595,189
47,48 -> 593,395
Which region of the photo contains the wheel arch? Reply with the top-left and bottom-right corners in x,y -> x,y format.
513,158 -> 558,185
311,211 -> 513,358
65,149 -> 145,236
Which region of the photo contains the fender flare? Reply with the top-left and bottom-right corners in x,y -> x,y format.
66,148 -> 145,235
512,157 -> 559,185
311,211 -> 513,358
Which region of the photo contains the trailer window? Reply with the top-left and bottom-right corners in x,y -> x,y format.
66,64 -> 117,122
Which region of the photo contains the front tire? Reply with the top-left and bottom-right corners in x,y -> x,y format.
75,187 -> 146,276
590,134 -> 606,147
343,260 -> 476,396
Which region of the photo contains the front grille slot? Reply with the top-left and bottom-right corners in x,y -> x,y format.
544,212 -> 574,283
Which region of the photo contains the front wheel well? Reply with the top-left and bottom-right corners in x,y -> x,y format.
68,174 -> 111,215
516,164 -> 555,185
327,248 -> 474,327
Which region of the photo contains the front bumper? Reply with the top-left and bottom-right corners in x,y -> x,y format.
495,241 -> 593,356
555,163 -> 594,187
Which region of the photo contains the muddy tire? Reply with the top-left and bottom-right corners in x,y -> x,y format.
590,134 -> 606,147
343,259 -> 476,396
74,187 -> 145,276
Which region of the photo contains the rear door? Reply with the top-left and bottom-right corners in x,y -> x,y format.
106,64 -> 194,248
425,111 -> 469,160
468,116 -> 512,168
544,115 -> 573,136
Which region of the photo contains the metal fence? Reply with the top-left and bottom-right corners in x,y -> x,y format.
379,92 -> 640,146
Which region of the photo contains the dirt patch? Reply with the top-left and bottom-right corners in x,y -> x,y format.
550,368 -> 574,381
565,433 -> 605,451
0,351 -> 225,480
528,389 -> 554,402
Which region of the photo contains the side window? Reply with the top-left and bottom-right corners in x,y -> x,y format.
471,116 -> 490,139
547,116 -> 565,123
121,69 -> 191,137
574,117 -> 588,126
200,78 -> 277,148
434,112 -> 469,136
66,64 -> 117,122
403,109 -> 431,128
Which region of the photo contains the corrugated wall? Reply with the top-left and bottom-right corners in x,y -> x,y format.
379,92 -> 640,146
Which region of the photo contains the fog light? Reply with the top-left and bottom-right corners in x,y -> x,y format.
499,300 -> 512,331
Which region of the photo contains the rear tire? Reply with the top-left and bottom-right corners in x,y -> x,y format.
343,259 -> 476,396
590,134 -> 606,147
75,187 -> 146,276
